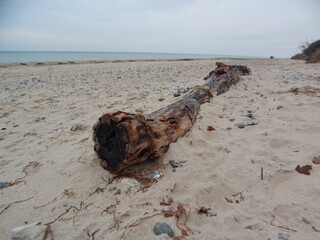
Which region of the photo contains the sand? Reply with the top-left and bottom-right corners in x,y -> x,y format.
0,58 -> 320,240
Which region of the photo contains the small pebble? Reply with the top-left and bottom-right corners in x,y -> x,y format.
235,123 -> 246,128
11,222 -> 46,240
247,110 -> 256,113
278,233 -> 290,240
173,93 -> 180,97
301,217 -> 311,224
70,124 -> 78,131
169,160 -> 181,168
114,189 -> 121,195
277,105 -> 284,110
229,118 -> 235,122
154,222 -> 174,237
242,113 -> 255,119
177,87 -> 188,93
151,171 -> 163,179
129,96 -> 139,100
121,178 -> 140,187
0,137 -> 4,141
135,108 -> 144,113
1,128 -> 6,130
235,121 -> 258,129
158,98 -> 165,102
78,137 -> 89,143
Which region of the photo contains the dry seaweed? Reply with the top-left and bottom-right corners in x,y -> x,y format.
34,196 -> 60,209
207,125 -> 216,131
0,179 -> 25,190
89,186 -> 106,197
125,202 -> 193,237
275,86 -> 320,97
160,197 -> 174,206
76,151 -> 94,166
87,229 -> 100,240
62,189 -> 75,198
232,192 -> 245,203
45,202 -> 93,226
197,207 -> 216,217
42,224 -> 54,240
295,165 -> 312,175
0,197 -> 34,215
1,173 -> 28,190
33,189 -> 75,209
268,213 -> 297,232
100,199 -> 120,216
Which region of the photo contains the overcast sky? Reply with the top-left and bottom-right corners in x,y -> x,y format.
0,0 -> 319,57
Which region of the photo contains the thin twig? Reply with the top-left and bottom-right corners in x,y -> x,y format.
125,213 -> 163,228
268,213 -> 297,232
312,226 -> 320,232
76,151 -> 94,166
34,195 -> 59,209
89,229 -> 100,240
42,224 -> 54,240
0,197 -> 34,215
89,186 -> 106,197
45,206 -> 74,225
0,179 -> 26,190
272,224 -> 297,232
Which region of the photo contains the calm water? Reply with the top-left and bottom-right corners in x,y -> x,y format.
0,51 -> 260,63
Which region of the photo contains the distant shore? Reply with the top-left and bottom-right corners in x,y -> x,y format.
0,57 -> 274,68
0,51 -> 267,65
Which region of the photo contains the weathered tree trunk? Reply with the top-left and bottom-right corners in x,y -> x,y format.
93,62 -> 251,172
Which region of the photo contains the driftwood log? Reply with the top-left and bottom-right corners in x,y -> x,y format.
93,62 -> 251,172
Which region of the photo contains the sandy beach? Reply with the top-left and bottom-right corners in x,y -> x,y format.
0,58 -> 320,240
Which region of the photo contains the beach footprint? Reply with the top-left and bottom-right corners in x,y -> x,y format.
23,161 -> 42,174
269,138 -> 291,149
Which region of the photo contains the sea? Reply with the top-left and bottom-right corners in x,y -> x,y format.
0,51 -> 261,63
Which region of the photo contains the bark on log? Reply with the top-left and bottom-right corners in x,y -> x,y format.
93,62 -> 251,172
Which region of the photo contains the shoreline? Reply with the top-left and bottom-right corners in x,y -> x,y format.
0,57 -> 273,68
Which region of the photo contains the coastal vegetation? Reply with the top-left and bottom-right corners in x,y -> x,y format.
291,39 -> 320,63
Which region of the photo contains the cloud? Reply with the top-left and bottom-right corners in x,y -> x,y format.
0,0 -> 319,57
